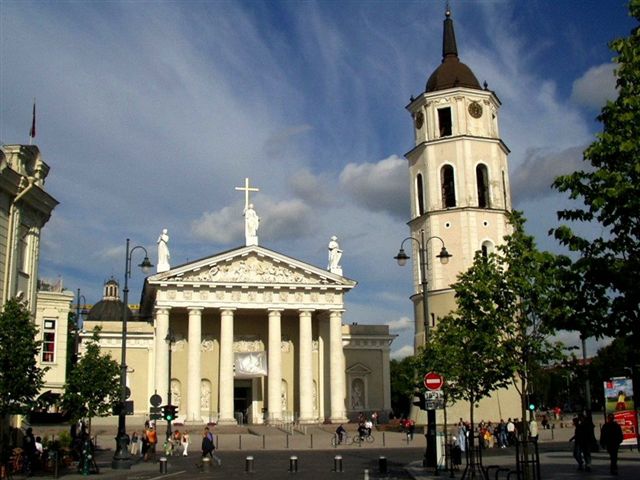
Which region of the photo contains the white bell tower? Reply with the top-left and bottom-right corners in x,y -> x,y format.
404,8 -> 513,350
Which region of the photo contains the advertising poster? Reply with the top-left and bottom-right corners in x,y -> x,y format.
603,377 -> 638,446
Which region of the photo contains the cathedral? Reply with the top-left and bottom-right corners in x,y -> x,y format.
81,186 -> 395,425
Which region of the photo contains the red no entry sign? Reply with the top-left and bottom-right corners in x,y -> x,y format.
424,372 -> 444,391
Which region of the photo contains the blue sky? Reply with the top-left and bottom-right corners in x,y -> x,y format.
1,0 -> 635,359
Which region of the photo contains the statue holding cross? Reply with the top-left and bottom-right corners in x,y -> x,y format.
235,178 -> 260,246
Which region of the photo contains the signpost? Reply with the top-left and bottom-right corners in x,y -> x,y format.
422,372 -> 444,471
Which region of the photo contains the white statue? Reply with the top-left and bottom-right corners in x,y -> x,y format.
157,228 -> 170,273
328,235 -> 343,275
244,204 -> 260,246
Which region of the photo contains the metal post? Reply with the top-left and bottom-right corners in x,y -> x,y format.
333,455 -> 343,473
166,333 -> 173,442
378,456 -> 387,474
581,334 -> 591,410
245,456 -> 254,473
289,456 -> 298,473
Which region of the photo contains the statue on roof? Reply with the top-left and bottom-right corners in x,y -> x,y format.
157,228 -> 171,273
328,235 -> 343,275
244,204 -> 260,246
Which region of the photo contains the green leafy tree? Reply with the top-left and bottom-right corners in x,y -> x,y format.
0,299 -> 46,460
551,5 -> 640,341
416,249 -> 513,463
390,356 -> 417,418
61,327 -> 120,434
498,212 -> 565,437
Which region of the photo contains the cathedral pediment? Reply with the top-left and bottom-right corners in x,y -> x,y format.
148,245 -> 355,289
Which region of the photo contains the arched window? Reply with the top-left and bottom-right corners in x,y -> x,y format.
476,164 -> 490,208
481,240 -> 494,258
416,173 -> 425,216
441,165 -> 456,208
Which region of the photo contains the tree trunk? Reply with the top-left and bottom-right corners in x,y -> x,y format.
520,375 -> 530,480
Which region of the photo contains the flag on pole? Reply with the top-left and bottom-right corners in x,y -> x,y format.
29,100 -> 36,139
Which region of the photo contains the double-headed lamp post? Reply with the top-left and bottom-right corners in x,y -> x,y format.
112,239 -> 153,470
395,229 -> 451,471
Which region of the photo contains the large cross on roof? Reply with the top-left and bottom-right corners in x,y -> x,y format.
235,177 -> 260,210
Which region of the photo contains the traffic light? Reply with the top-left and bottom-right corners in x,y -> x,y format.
162,404 -> 178,421
528,403 -> 535,411
413,391 -> 426,410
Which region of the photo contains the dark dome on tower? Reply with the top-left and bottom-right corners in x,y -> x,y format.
425,8 -> 481,93
86,277 -> 133,321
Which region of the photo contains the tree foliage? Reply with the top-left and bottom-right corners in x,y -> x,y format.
0,299 -> 46,417
61,328 -> 120,426
551,5 -> 640,340
417,211 -> 565,452
390,356 -> 417,418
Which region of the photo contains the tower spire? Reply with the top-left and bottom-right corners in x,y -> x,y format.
442,5 -> 458,60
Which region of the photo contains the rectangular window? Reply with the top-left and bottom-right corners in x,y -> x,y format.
42,319 -> 56,363
438,108 -> 452,137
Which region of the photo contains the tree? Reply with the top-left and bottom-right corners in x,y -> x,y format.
498,212 -> 565,439
390,356 -> 417,418
416,249 -> 513,471
61,327 -> 120,434
551,5 -> 640,341
0,298 -> 47,463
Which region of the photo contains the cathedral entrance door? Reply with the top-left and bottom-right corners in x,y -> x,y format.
234,379 -> 252,424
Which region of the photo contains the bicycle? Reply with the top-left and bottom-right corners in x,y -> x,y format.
352,432 -> 375,445
330,433 -> 350,447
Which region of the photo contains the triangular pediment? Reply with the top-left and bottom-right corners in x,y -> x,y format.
147,245 -> 356,289
346,362 -> 372,375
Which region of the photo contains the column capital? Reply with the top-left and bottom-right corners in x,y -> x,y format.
298,308 -> 316,313
155,306 -> 172,314
188,306 -> 205,312
220,308 -> 236,314
267,308 -> 284,313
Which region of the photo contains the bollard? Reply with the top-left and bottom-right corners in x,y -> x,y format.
364,469 -> 370,480
289,456 -> 298,473
379,456 -> 387,474
159,456 -> 168,474
246,455 -> 254,473
202,457 -> 212,471
334,455 -> 343,473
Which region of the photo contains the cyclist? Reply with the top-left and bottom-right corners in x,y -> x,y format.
335,424 -> 346,444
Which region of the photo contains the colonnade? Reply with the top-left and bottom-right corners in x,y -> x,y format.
153,307 -> 347,424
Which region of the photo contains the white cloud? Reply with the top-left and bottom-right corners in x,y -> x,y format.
511,145 -> 587,202
388,316 -> 413,333
391,345 -> 414,360
191,206 -> 242,244
339,155 -> 408,218
571,63 -> 617,110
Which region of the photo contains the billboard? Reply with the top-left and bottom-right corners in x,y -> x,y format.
603,377 -> 638,446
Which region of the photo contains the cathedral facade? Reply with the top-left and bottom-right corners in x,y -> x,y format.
82,207 -> 394,425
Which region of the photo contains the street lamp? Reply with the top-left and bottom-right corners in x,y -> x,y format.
395,229 -> 451,471
112,238 -> 153,470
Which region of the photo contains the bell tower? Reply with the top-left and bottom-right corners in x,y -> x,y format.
404,8 -> 512,349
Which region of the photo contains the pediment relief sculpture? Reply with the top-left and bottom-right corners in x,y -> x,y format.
175,255 -> 330,285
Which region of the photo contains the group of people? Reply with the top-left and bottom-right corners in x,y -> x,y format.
570,412 -> 624,475
127,422 -> 221,465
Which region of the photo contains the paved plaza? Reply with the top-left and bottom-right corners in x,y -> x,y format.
13,422 -> 639,479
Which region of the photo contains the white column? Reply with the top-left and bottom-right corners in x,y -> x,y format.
267,309 -> 283,423
329,309 -> 347,423
186,307 -> 203,423
382,345 -> 392,410
298,309 -> 315,423
218,308 -> 236,425
154,307 -> 170,402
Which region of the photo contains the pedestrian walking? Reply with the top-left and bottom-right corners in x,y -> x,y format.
600,414 -> 624,475
181,431 -> 190,456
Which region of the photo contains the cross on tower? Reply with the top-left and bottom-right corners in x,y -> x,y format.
235,177 -> 260,210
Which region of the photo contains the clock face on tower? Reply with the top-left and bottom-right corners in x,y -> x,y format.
468,101 -> 483,119
414,111 -> 424,129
